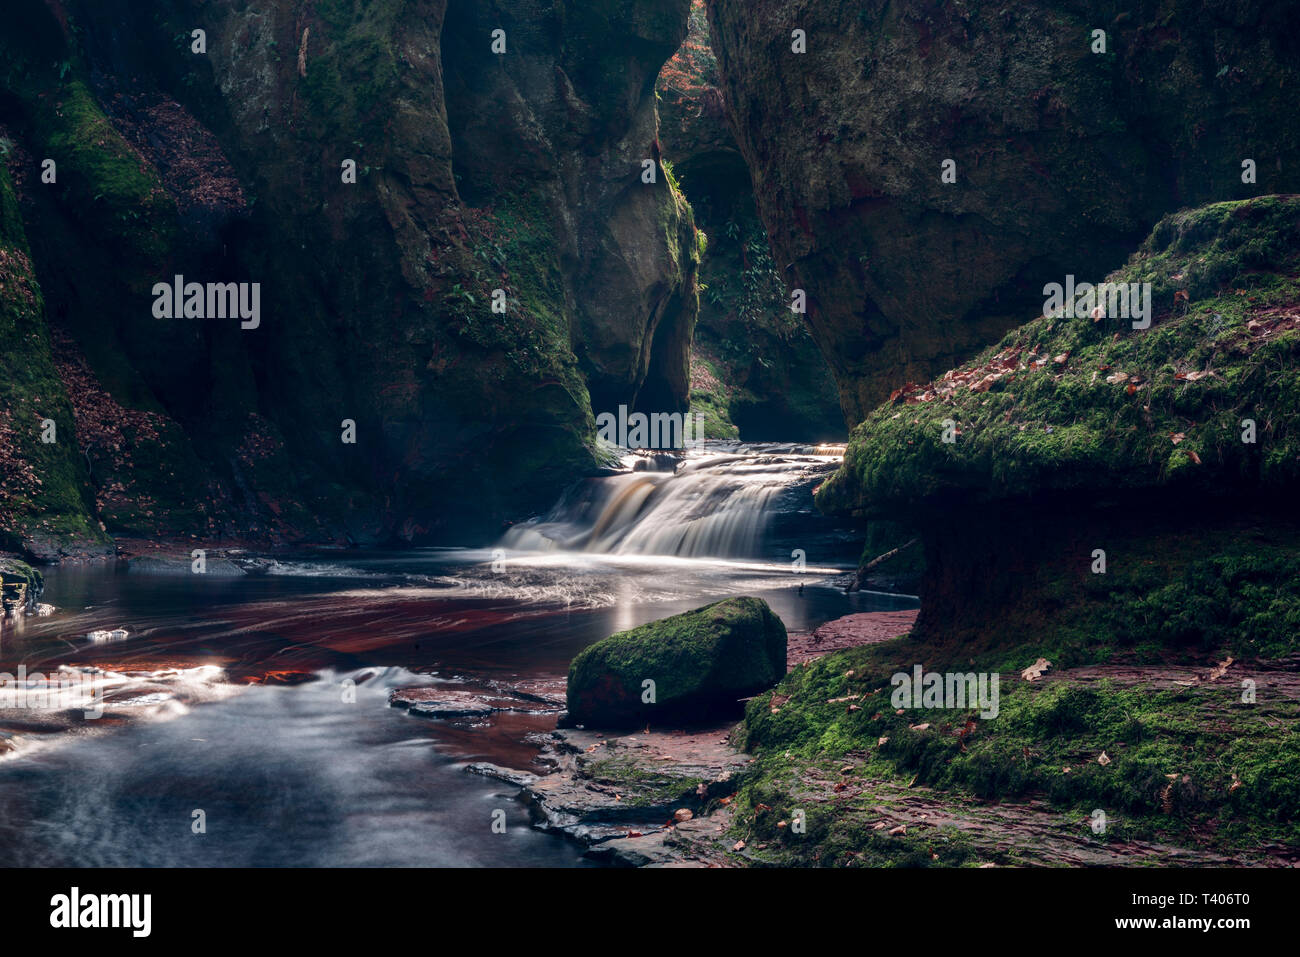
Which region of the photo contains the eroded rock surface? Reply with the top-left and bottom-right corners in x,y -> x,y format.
705,0 -> 1300,421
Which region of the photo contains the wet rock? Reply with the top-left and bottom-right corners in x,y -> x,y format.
391,679 -> 566,721
0,558 -> 43,615
469,723 -> 748,858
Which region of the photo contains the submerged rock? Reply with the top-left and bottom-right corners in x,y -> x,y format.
566,596 -> 787,728
390,678 -> 566,721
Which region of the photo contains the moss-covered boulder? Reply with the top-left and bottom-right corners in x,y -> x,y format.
567,596 -> 787,728
819,195 -> 1300,515
818,195 -> 1300,663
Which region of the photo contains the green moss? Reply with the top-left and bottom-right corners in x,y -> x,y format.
448,188 -> 597,452
819,195 -> 1300,514
0,556 -> 43,610
730,639 -> 1300,863
687,195 -> 842,440
583,752 -> 710,808
301,0 -> 404,145
0,165 -> 105,556
33,80 -> 175,267
567,596 -> 787,727
0,5 -> 176,274
687,352 -> 741,438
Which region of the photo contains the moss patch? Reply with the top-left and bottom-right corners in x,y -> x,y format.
819,196 -> 1300,514
567,596 -> 787,728
729,639 -> 1299,865
0,163 -> 105,557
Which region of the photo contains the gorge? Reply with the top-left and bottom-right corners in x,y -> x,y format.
2,0 -> 1298,874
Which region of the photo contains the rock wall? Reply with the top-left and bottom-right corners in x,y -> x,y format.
705,0 -> 1300,423
0,0 -> 699,556
659,0 -> 843,440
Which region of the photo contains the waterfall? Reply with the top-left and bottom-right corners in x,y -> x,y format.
501,443 -> 842,560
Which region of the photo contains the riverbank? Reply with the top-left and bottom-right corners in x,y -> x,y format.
472,605 -> 1299,867
468,608 -> 917,866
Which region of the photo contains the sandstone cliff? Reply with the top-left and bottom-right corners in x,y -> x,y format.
0,0 -> 700,556
705,0 -> 1300,422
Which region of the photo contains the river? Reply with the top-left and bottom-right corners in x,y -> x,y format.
0,443 -> 917,866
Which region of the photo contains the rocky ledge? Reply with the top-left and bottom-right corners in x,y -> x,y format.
466,606 -> 918,867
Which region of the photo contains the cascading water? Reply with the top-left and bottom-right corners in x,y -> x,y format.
0,441 -> 916,868
501,442 -> 848,560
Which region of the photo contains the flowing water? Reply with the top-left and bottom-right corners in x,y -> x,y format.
0,443 -> 916,866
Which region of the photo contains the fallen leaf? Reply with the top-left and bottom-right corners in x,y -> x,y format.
1170,432 -> 1186,445
1098,751 -> 1111,766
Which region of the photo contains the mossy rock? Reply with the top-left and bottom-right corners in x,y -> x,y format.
0,163 -> 107,558
0,557 -> 43,612
819,195 -> 1300,516
566,596 -> 788,729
